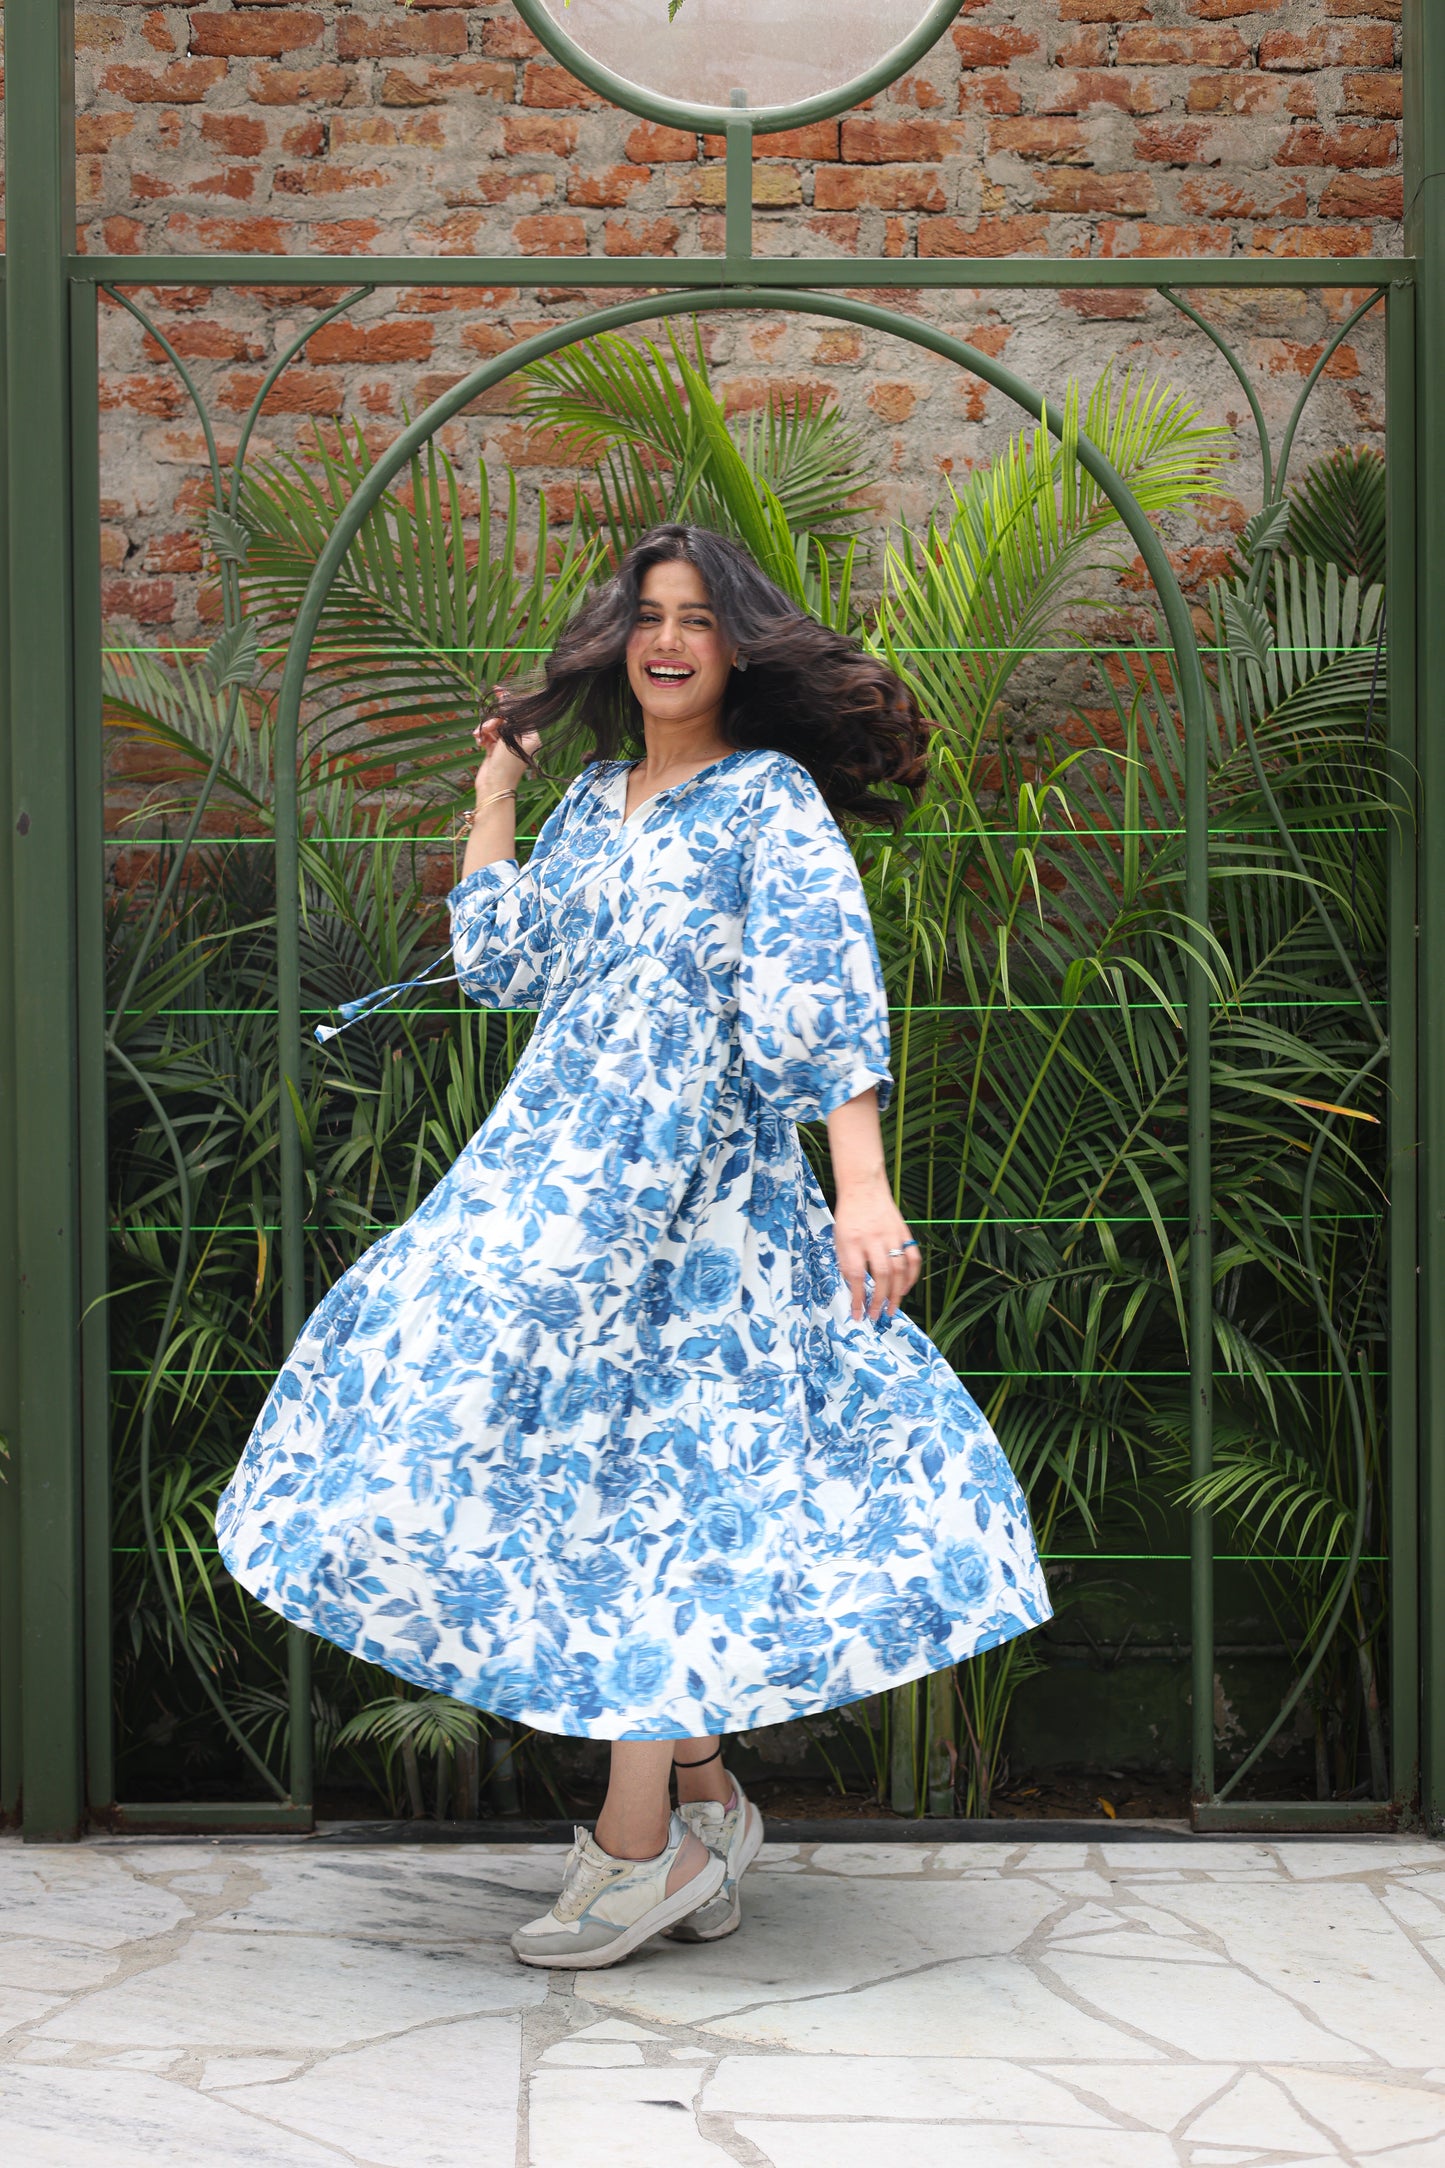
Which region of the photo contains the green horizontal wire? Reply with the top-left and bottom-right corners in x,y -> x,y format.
114,1213 -> 1377,1233
102,826 -> 1390,844
113,998 -> 1383,1016
106,1553 -> 1381,1568
103,641 -> 1386,658
110,1366 -> 1386,1379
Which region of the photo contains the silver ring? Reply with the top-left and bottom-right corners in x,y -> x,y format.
888,1241 -> 919,1257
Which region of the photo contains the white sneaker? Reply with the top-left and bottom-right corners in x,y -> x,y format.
665,1771 -> 765,1942
510,1813 -> 724,1970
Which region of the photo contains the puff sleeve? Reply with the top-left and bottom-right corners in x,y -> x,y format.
737,761 -> 894,1123
447,784 -> 575,1009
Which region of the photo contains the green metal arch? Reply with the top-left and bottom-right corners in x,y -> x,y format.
511,0 -> 966,136
272,282 -> 1217,1797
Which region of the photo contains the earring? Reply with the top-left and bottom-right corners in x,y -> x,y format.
734,654 -> 749,673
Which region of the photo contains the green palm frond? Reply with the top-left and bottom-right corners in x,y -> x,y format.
874,369 -> 1224,752
238,423 -> 601,805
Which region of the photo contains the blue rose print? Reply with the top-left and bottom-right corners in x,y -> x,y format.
216,750 -> 1051,1738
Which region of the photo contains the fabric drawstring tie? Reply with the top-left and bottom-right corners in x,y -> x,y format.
313,950 -> 460,1046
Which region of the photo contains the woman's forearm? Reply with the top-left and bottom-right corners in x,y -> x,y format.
826,1088 -> 889,1196
461,783 -> 520,879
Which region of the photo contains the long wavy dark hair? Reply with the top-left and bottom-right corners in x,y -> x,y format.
498,524 -> 929,825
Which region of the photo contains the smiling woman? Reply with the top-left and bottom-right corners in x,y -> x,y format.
215,523 -> 1051,1970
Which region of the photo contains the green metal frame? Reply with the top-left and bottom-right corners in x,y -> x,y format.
1,0 -> 1434,1838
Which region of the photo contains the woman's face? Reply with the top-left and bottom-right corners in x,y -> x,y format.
625,559 -> 737,733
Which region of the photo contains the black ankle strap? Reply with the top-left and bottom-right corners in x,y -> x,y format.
673,1742 -> 723,1769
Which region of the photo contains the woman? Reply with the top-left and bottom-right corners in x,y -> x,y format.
217,524 -> 1051,1969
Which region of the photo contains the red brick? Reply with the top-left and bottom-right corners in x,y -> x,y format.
1041,71 -> 1170,115
814,165 -> 947,212
840,117 -> 963,162
512,212 -> 588,255
248,65 -> 351,104
1320,173 -> 1403,219
522,63 -> 606,109
142,321 -> 265,363
274,164 -> 390,196
281,116 -> 326,156
604,216 -> 679,256
1187,73 -> 1289,116
566,164 -> 651,208
142,8 -> 177,53
1276,123 -> 1397,168
1039,169 -> 1158,215
1058,30 -> 1109,66
1060,0 -> 1150,16
190,215 -> 290,252
77,115 -> 136,153
1098,220 -> 1234,255
624,121 -> 695,163
809,328 -> 866,364
195,165 -> 257,200
918,214 -> 1049,258
802,212 -> 861,251
145,533 -> 204,575
957,73 -> 1024,115
1322,0 -> 1400,13
952,25 -> 1038,64
1188,0 -> 1285,14
1062,288 -> 1150,320
1133,122 -> 1217,163
1180,175 -> 1309,218
216,368 -> 345,414
131,171 -> 177,201
460,322 -> 514,361
477,15 -> 543,58
336,12 -> 468,58
312,219 -> 383,253
720,375 -> 836,418
189,11 -> 323,58
1117,27 -> 1249,64
506,114 -> 580,157
100,58 -> 226,102
200,113 -> 267,157
1261,27 -> 1395,68
1248,223 -> 1376,256
1342,71 -> 1402,117
757,122 -> 840,160
99,373 -> 188,418
868,381 -> 927,425
103,578 -> 178,626
379,61 -> 511,104
101,215 -> 148,253
306,321 -> 435,364
988,117 -> 1090,162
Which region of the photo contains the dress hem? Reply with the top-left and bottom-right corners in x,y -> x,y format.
221,1544 -> 1052,1742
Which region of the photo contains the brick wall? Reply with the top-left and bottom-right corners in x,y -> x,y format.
6,2 -> 1406,641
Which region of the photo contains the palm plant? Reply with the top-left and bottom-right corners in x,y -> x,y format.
102,322 -> 1389,1818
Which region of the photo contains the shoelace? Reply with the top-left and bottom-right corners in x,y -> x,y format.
554,1829 -> 627,1923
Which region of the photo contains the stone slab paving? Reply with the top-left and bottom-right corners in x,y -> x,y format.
2,1833 -> 1445,2166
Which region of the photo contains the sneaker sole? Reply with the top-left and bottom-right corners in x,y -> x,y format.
512,1852 -> 725,1971
667,1803 -> 765,1943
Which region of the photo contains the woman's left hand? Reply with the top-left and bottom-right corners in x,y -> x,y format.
833,1175 -> 920,1323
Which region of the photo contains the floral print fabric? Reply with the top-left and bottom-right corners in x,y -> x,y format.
217,749 -> 1051,1738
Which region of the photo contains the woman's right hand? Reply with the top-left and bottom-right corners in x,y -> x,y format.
472,712 -> 539,799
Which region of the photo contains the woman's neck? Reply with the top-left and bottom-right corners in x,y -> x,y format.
632,713 -> 733,781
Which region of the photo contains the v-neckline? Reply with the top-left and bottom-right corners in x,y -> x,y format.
610,748 -> 748,825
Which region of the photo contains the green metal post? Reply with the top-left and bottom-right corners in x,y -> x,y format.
4,0 -> 86,1839
70,280 -> 114,1818
1386,276 -> 1420,1822
273,512 -> 314,1815
0,280 -> 19,1824
1187,607 -> 1215,1811
725,116 -> 753,274
1405,0 -> 1445,1835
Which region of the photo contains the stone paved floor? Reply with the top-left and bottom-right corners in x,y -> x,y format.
2,1833 -> 1445,2166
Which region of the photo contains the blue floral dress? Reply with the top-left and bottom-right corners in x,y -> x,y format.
217,749 -> 1051,1738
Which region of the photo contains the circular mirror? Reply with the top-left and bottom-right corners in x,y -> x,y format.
518,0 -> 960,132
